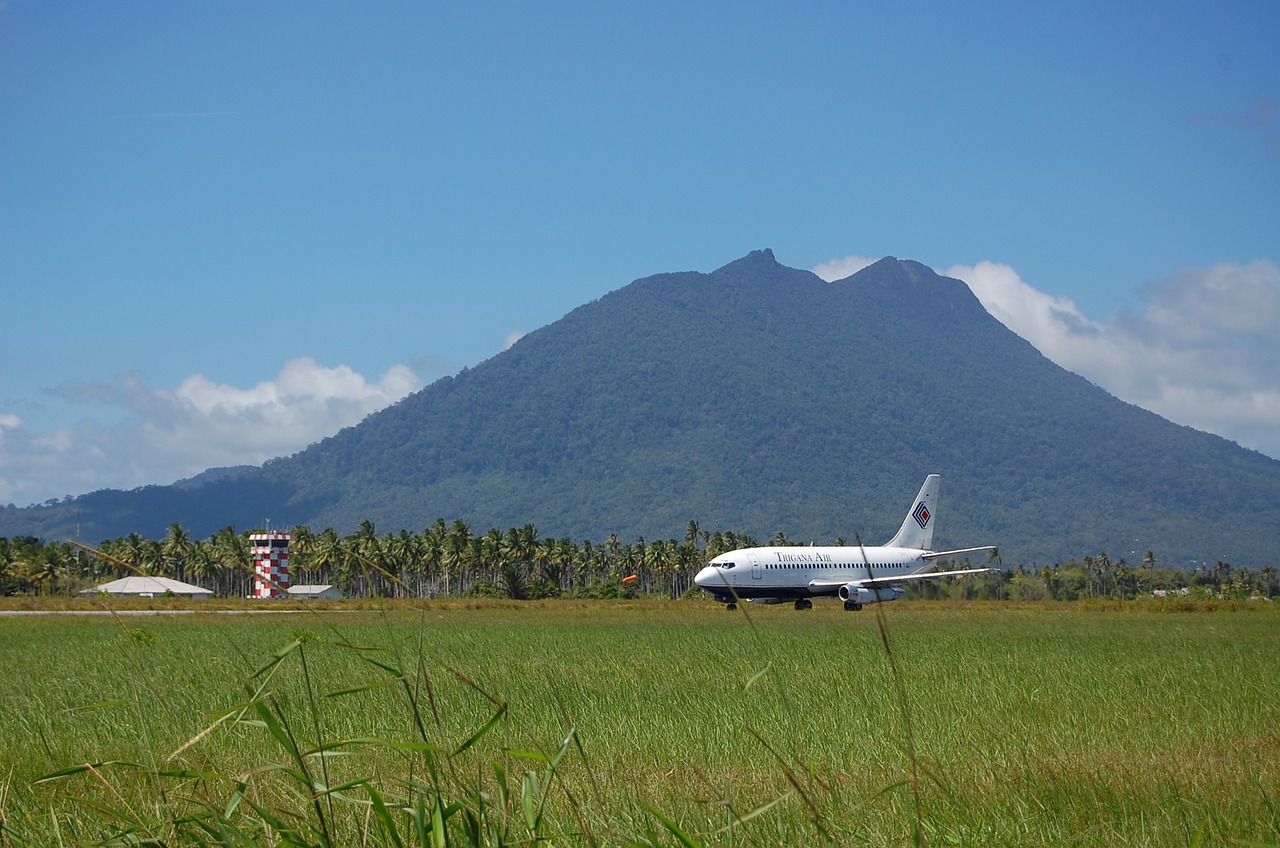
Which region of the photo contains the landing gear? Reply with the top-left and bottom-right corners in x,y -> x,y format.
726,602 -> 737,611
844,601 -> 863,612
793,598 -> 813,610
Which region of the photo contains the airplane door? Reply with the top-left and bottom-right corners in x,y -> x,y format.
749,553 -> 762,580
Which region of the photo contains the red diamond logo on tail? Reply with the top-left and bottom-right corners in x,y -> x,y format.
913,502 -> 930,529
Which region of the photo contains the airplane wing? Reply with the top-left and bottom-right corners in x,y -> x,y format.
855,566 -> 996,588
808,566 -> 996,593
922,546 -> 998,561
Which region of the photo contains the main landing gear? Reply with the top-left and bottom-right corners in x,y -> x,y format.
793,599 -> 813,610
725,602 -> 737,611
844,601 -> 863,612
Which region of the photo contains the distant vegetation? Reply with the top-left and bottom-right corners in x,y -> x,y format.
4,519 -> 1276,603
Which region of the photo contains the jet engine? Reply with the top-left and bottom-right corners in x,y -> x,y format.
837,585 -> 905,606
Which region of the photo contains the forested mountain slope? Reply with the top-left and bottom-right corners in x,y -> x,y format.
4,250 -> 1278,567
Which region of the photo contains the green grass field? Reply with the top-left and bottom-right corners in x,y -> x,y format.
1,600 -> 1277,846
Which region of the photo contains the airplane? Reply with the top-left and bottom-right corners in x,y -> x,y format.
693,474 -> 997,611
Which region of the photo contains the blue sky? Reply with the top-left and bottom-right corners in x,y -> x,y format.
2,1 -> 1278,507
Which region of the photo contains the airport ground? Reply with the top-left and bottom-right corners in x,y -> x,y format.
1,600 -> 1276,846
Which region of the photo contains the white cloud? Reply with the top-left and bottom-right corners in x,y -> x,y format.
943,259 -> 1280,460
0,358 -> 423,506
811,255 -> 877,282
503,330 -> 526,350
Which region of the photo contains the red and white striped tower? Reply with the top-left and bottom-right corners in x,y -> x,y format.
250,532 -> 291,599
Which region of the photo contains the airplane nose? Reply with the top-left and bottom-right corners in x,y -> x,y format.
694,565 -> 718,587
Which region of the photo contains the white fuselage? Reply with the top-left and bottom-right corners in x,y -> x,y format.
693,545 -> 928,601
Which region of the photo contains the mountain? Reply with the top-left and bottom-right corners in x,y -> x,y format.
3,250 -> 1278,567
171,466 -> 257,490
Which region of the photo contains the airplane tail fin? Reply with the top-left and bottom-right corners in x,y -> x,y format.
886,474 -> 939,550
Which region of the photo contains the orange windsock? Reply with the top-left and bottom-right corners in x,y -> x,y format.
621,574 -> 638,584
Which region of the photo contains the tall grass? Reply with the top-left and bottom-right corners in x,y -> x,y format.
1,601 -> 1277,845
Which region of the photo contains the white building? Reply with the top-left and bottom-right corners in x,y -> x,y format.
84,576 -> 214,600
287,584 -> 343,601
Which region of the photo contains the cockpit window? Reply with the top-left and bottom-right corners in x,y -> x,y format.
720,562 -> 735,569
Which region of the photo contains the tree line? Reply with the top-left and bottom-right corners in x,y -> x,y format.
2,522 -> 1277,602
1,520 -> 728,600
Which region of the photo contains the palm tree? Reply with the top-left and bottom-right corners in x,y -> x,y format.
1096,552 -> 1112,598
98,538 -> 132,578
291,525 -> 318,583
674,542 -> 703,598
441,519 -> 473,596
210,526 -> 252,597
388,530 -> 424,596
352,521 -> 380,592
185,541 -> 218,592
22,546 -> 69,595
577,539 -> 595,590
1212,560 -> 1232,595
343,524 -> 381,596
497,524 -> 536,599
623,538 -> 647,590
123,533 -> 148,575
533,537 -> 565,595
477,528 -> 503,587
393,529 -> 423,596
684,521 -> 701,551
162,522 -> 192,582
1260,564 -> 1278,599
554,538 -> 577,592
1121,559 -> 1139,599
30,554 -> 60,595
418,527 -> 444,595
648,539 -> 676,598
310,528 -> 343,586
1040,566 -> 1058,600
0,540 -> 18,593
345,517 -> 404,596
530,537 -> 574,595
706,532 -> 730,559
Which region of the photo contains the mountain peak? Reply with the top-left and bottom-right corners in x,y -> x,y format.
859,256 -> 934,281
712,248 -> 779,274
710,248 -> 820,291
850,256 -> 978,310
